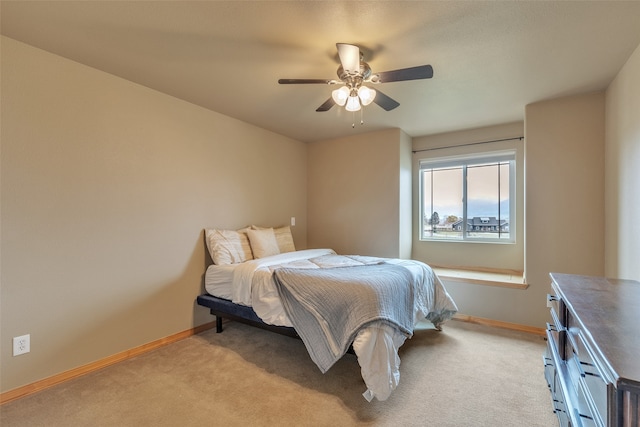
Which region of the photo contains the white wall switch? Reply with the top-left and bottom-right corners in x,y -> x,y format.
291,217 -> 296,226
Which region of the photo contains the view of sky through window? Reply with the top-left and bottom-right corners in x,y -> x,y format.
422,160 -> 512,241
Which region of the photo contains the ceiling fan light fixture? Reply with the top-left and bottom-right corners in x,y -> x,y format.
345,95 -> 361,112
331,86 -> 350,106
278,43 -> 433,117
358,86 -> 376,106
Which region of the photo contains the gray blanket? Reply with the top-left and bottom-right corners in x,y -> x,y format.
273,263 -> 415,373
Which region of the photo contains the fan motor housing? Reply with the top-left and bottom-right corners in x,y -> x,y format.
337,61 -> 372,83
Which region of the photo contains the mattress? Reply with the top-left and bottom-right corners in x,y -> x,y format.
206,249 -> 337,326
204,264 -> 236,300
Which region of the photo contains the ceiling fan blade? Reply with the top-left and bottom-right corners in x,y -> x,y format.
373,65 -> 433,83
373,89 -> 400,111
278,79 -> 335,84
336,43 -> 360,74
316,98 -> 336,112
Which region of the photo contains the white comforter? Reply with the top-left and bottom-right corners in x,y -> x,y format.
208,249 -> 457,401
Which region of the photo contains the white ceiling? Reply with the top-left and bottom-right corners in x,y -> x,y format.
2,1 -> 640,143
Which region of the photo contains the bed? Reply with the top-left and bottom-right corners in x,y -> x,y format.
196,227 -> 458,401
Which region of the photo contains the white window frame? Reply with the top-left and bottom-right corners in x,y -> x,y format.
419,150 -> 516,243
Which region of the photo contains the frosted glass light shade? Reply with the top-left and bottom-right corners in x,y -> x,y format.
358,86 -> 376,106
345,95 -> 361,111
331,86 -> 349,106
336,43 -> 360,75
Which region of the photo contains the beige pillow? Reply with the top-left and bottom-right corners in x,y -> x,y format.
205,228 -> 253,265
273,226 -> 296,253
247,228 -> 280,258
252,225 -> 296,253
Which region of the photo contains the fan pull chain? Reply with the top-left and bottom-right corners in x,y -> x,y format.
350,109 -> 366,128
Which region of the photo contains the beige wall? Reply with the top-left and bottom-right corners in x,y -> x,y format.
0,37 -> 307,393
605,42 -> 640,281
307,128 -> 410,258
525,91 -> 605,321
398,131 -> 413,259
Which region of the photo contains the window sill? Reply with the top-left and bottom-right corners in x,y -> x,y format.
431,265 -> 528,290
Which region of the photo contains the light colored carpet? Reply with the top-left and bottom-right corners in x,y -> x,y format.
0,319 -> 557,426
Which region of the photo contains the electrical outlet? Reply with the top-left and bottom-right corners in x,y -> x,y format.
291,217 -> 296,226
13,334 -> 30,356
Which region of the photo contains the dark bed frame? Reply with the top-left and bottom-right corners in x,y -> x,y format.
196,293 -> 300,338
196,294 -> 368,356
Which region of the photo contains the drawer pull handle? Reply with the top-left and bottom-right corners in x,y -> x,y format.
575,358 -> 604,385
575,359 -> 602,379
575,359 -> 587,378
577,361 -> 601,378
583,370 -> 600,378
546,294 -> 560,308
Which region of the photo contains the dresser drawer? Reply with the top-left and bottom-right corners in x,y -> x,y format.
543,343 -> 555,392
553,372 -> 568,421
565,317 -> 609,426
547,320 -> 561,351
567,353 -> 603,426
547,293 -> 564,328
545,331 -> 564,417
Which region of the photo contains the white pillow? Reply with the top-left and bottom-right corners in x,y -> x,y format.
205,228 -> 253,265
247,228 -> 280,258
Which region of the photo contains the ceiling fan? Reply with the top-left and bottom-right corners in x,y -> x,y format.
278,43 -> 433,113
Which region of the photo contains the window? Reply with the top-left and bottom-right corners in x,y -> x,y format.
419,150 -> 516,243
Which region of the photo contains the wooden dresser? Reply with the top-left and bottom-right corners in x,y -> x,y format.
544,273 -> 640,427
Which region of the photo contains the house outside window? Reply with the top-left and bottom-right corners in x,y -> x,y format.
419,150 -> 516,243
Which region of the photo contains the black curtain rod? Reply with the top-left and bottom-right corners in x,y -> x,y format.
412,136 -> 524,154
